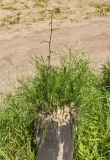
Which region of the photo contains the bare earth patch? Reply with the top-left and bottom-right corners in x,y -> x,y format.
0,0 -> 110,94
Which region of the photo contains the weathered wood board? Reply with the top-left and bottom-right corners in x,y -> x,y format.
35,107 -> 74,160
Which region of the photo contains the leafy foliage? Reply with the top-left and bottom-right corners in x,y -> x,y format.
0,56 -> 110,160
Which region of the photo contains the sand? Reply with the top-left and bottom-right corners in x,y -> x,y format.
0,0 -> 110,94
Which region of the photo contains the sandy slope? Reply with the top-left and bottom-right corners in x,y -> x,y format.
0,16 -> 110,94
0,0 -> 110,94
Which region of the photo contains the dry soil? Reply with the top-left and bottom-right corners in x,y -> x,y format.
0,0 -> 110,94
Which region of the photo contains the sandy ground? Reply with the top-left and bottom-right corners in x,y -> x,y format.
0,0 -> 110,94
0,0 -> 110,27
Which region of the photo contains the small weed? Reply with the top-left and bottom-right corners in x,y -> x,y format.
54,7 -> 61,15
2,13 -> 20,26
34,0 -> 48,8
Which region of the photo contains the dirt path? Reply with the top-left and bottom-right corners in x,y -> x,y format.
0,17 -> 110,94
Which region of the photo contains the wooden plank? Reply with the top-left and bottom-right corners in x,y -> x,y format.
35,107 -> 74,160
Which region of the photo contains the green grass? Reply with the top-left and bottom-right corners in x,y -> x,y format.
0,55 -> 110,159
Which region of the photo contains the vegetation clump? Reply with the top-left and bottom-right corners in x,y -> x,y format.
0,55 -> 110,160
